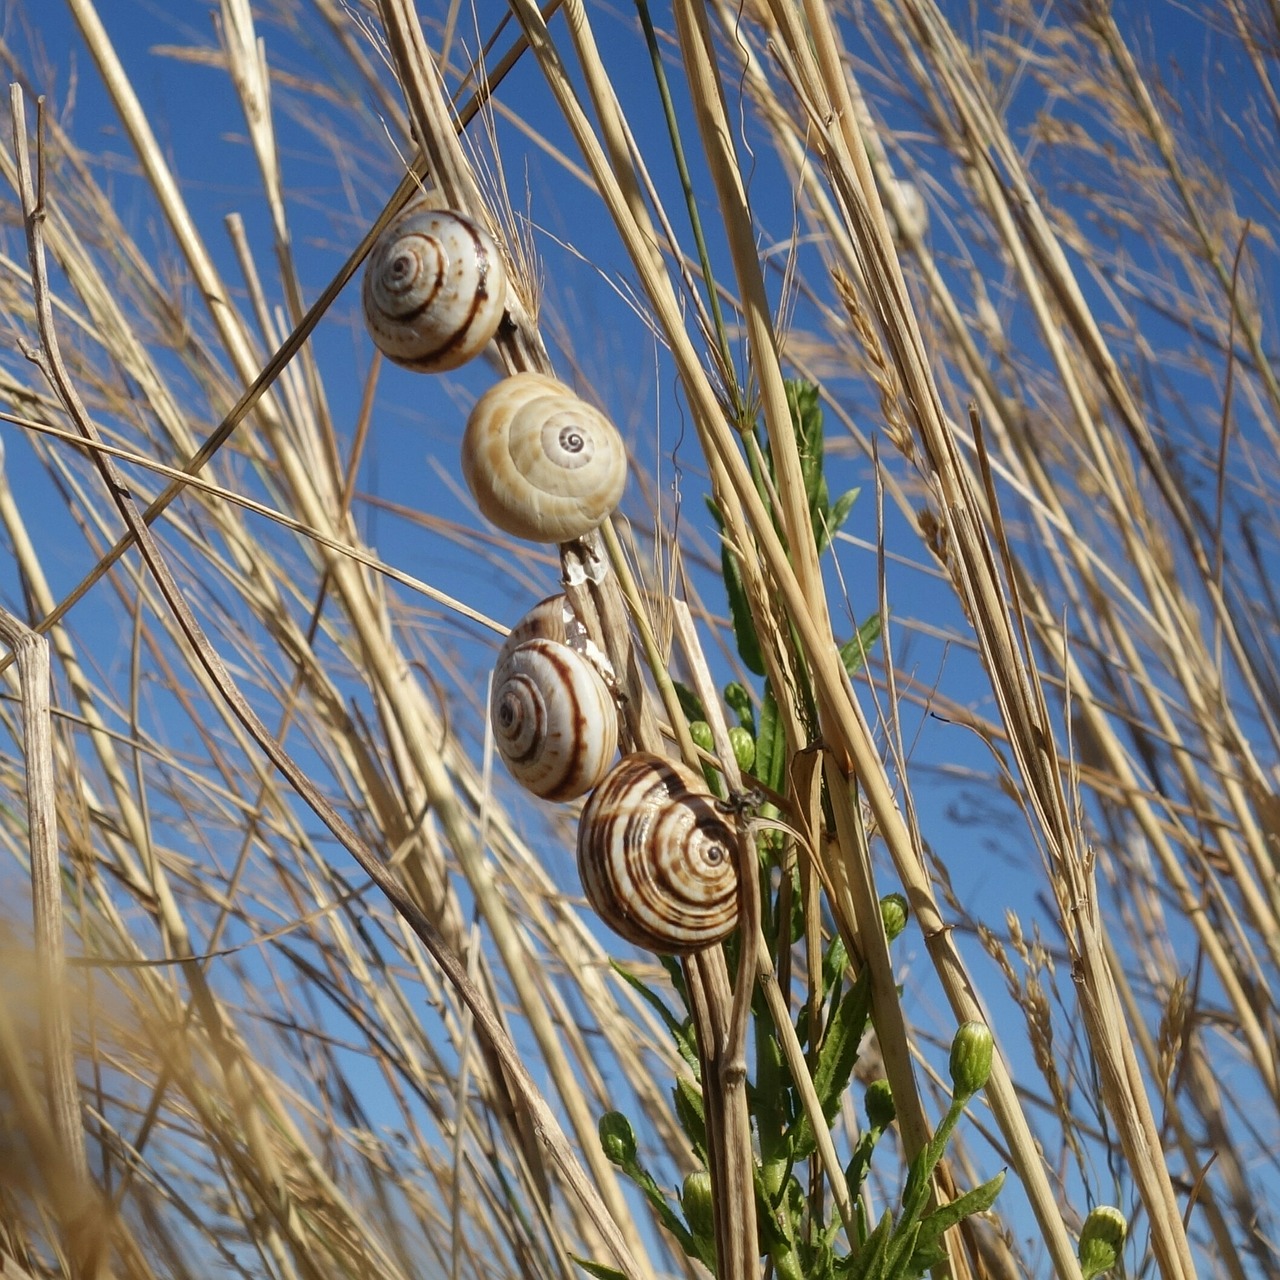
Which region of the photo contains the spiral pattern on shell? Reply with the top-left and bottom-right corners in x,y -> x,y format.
577,753 -> 739,953
461,372 -> 627,543
362,205 -> 507,372
491,637 -> 618,801
497,594 -> 575,666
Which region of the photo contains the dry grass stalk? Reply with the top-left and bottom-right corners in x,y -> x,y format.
0,2 -> 1275,1279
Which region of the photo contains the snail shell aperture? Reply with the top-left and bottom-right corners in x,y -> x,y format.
363,205 -> 507,372
491,637 -> 618,801
461,372 -> 627,543
577,753 -> 739,954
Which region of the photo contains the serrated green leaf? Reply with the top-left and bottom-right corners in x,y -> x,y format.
890,1172 -> 998,1280
897,1238 -> 946,1280
791,972 -> 872,1158
598,1115 -> 698,1255
622,1166 -> 697,1258
881,1223 -> 921,1280
841,1209 -> 894,1280
822,934 -> 850,998
839,615 -> 882,675
911,1171 -> 1005,1256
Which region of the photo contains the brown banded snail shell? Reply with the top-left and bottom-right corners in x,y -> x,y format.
497,594 -> 577,664
491,637 -> 618,801
363,205 -> 507,372
461,372 -> 627,543
577,753 -> 739,953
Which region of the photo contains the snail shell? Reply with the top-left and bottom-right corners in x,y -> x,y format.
491,637 -> 618,801
498,593 -> 613,682
461,372 -> 627,543
363,205 -> 507,372
497,594 -> 577,666
577,753 -> 739,954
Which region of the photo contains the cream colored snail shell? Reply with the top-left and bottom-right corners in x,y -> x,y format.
577,753 -> 739,954
461,372 -> 627,543
497,594 -> 575,664
491,637 -> 618,801
363,205 -> 507,372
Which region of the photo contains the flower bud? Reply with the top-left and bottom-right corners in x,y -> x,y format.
681,1170 -> 715,1240
728,725 -> 756,773
879,893 -> 908,942
689,720 -> 714,752
864,1078 -> 895,1130
948,1021 -> 994,1100
598,1111 -> 637,1166
1078,1205 -> 1126,1278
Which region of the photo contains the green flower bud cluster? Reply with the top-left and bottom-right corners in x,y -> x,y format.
689,719 -> 756,775
949,1021 -> 994,1101
1078,1205 -> 1126,1278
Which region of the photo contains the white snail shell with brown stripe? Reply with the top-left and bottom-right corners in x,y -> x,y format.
491,635 -> 618,802
497,594 -> 577,661
363,205 -> 507,372
461,372 -> 627,543
577,753 -> 739,954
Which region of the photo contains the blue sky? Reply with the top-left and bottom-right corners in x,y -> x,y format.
5,1 -> 1278,1273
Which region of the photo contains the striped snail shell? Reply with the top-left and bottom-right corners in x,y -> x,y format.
491,637 -> 618,801
577,753 -> 739,954
461,372 -> 627,543
497,594 -> 576,664
363,205 -> 507,372
498,593 -> 612,679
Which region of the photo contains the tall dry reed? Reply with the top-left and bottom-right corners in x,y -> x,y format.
0,2 -> 1274,1278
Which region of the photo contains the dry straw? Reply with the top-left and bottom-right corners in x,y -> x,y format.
0,1 -> 1274,1279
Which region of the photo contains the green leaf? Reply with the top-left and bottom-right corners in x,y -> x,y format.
881,1223 -> 921,1280
754,1025 -> 792,1198
609,962 -> 699,1069
722,540 -> 766,675
791,972 -> 872,1158
673,1076 -> 707,1159
915,1171 -> 1005,1245
786,379 -> 828,522
673,680 -> 706,724
893,1173 -> 1005,1279
839,615 -> 882,675
844,1129 -> 879,1202
755,684 -> 787,794
573,1258 -> 628,1280
821,934 -> 849,999
817,485 -> 859,555
840,1209 -> 894,1280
